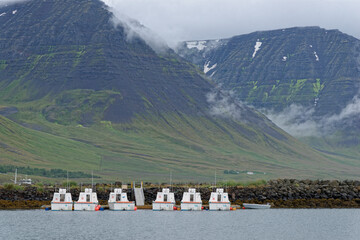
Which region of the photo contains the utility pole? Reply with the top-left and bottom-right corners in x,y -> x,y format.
91,170 -> 94,191
170,171 -> 172,191
14,169 -> 17,184
215,170 -> 217,188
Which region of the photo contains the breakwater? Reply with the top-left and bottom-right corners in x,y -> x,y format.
1,179 -> 360,209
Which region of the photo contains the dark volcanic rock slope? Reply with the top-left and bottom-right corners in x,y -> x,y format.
0,0 -> 212,122
0,0 -> 291,138
178,27 -> 360,117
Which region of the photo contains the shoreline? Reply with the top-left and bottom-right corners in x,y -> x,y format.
2,200 -> 360,210
2,199 -> 360,210
1,179 -> 360,209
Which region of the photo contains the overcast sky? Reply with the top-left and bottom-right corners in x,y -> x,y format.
102,0 -> 360,47
0,0 -> 27,6
2,0 -> 359,47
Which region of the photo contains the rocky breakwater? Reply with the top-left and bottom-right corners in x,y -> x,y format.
229,179 -> 360,208
0,185 -> 52,209
1,179 -> 360,209
0,185 -> 112,209
143,179 -> 360,208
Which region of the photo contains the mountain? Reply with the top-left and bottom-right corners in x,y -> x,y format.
177,27 -> 360,148
0,1 -> 359,181
0,0 -> 213,123
177,27 -> 360,116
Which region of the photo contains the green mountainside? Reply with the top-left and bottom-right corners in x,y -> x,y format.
177,27 -> 360,116
2,110 -> 360,182
0,0 -> 212,122
177,27 -> 360,153
0,1 -> 359,181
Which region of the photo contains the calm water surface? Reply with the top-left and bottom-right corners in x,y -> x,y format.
0,209 -> 359,240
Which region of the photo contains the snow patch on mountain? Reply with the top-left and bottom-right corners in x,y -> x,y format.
314,51 -> 319,61
186,41 -> 207,51
282,56 -> 287,61
12,10 -> 17,15
252,40 -> 262,58
314,98 -> 319,106
204,61 -> 217,74
0,12 -> 6,17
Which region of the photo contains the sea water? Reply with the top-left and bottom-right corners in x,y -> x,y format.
0,209 -> 359,240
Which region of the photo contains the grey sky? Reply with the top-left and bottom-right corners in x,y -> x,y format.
0,0 -> 28,6
102,0 -> 360,47
2,0 -> 359,47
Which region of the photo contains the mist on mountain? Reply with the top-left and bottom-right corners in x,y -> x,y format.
265,95 -> 360,137
101,0 -> 169,54
206,88 -> 245,122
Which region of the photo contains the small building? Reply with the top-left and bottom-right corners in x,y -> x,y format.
74,188 -> 99,211
51,188 -> 73,211
19,177 -> 32,185
180,188 -> 202,211
108,188 -> 135,211
209,188 -> 230,211
152,188 -> 175,211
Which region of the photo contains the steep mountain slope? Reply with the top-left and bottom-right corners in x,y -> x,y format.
177,27 -> 360,152
0,0 -> 285,138
0,0 -> 213,123
0,1 -> 359,181
177,27 -> 360,117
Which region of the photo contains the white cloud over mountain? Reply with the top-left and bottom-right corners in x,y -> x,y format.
101,0 -> 360,47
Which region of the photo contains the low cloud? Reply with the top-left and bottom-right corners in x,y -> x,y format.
323,96 -> 360,127
101,0 -> 169,54
206,87 -> 360,137
264,95 -> 360,137
99,0 -> 360,48
206,88 -> 245,122
264,105 -> 320,137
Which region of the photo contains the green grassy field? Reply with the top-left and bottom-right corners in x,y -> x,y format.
1,99 -> 360,184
